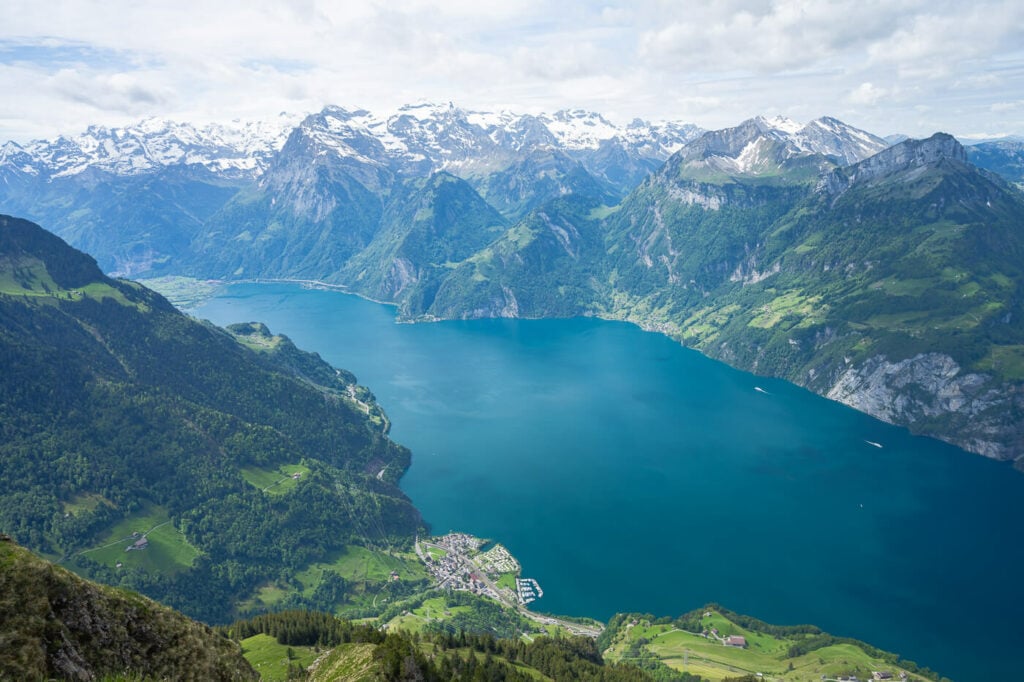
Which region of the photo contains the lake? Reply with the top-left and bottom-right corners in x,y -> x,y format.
193,282 -> 1024,681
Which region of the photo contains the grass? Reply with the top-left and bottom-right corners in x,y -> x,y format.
604,611 -> 936,682
77,505 -> 199,575
0,258 -> 145,312
874,277 -> 941,297
135,276 -> 224,310
747,291 -> 825,330
240,633 -> 318,682
976,344 -> 1024,381
680,304 -> 741,343
385,595 -> 474,634
62,493 -> 113,516
589,204 -> 621,220
232,332 -> 284,352
239,463 -> 311,495
236,583 -> 291,615
307,642 -> 378,681
497,572 -> 518,590
297,545 -> 427,586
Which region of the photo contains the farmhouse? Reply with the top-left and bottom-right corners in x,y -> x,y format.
125,536 -> 149,552
724,635 -> 747,648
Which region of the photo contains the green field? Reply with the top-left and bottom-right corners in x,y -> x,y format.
305,642 -> 377,681
604,610 -> 938,682
61,493 -> 113,516
425,545 -> 447,561
976,344 -> 1024,380
0,259 -> 137,309
297,545 -> 427,586
136,275 -> 224,309
240,463 -> 311,495
236,583 -> 292,613
77,505 -> 199,575
237,543 -> 429,616
386,595 -> 474,633
240,633 -> 318,682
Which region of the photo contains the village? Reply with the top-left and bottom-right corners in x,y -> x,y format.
414,533 -> 530,607
414,533 -> 603,639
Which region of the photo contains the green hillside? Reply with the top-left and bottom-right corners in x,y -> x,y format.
0,536 -> 257,681
600,609 -> 948,682
599,134 -> 1024,464
402,134 -> 1024,466
0,214 -> 424,623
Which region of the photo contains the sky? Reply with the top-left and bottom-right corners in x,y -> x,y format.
1,0 -> 1023,143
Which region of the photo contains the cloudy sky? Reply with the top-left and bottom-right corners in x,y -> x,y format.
1,0 -> 1022,142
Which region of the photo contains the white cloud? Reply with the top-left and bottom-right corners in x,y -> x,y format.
0,0 -> 1021,141
847,82 -> 890,106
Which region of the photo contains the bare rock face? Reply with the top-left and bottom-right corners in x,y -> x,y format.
819,133 -> 967,195
827,353 -> 1024,463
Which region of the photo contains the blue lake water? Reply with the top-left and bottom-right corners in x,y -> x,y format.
193,282 -> 1024,681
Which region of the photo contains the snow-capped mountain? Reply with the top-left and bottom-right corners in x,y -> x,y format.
671,116 -> 889,180
8,114 -> 301,180
270,103 -> 704,181
786,116 -> 891,166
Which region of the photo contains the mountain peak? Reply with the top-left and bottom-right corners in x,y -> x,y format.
0,215 -> 105,289
819,132 -> 967,194
753,115 -> 803,135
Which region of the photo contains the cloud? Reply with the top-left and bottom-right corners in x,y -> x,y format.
991,101 -> 1023,113
847,82 -> 890,106
0,0 -> 1021,141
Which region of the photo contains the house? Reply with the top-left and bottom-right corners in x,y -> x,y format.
873,674 -> 894,680
724,635 -> 747,648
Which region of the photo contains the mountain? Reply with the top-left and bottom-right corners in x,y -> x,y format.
603,133 -> 1024,464
966,138 -> 1024,186
419,193 -> 611,320
668,115 -> 888,182
338,172 -> 510,313
0,537 -> 258,681
0,116 -> 298,276
0,215 -> 423,622
7,111 -> 1022,465
188,110 -> 395,281
2,115 -> 298,180
399,130 -> 1024,465
0,104 -> 702,281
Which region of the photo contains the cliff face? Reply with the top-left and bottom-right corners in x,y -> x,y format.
825,353 -> 1024,463
817,132 -> 967,194
0,537 -> 258,681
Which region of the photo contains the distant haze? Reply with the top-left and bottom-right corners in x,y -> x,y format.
1,1 -> 1022,142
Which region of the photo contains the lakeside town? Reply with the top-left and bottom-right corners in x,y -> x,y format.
414,532 -> 601,638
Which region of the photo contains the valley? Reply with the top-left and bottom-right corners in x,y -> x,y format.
5,106 -> 1021,468
193,281 -> 1024,681
3,101 -> 1024,680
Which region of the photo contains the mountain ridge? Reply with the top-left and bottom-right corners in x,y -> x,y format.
5,110 -> 1024,467
0,214 -> 425,622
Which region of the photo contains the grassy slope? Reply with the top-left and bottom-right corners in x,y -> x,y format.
0,215 -> 423,623
240,633 -> 319,682
603,610 -> 942,682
